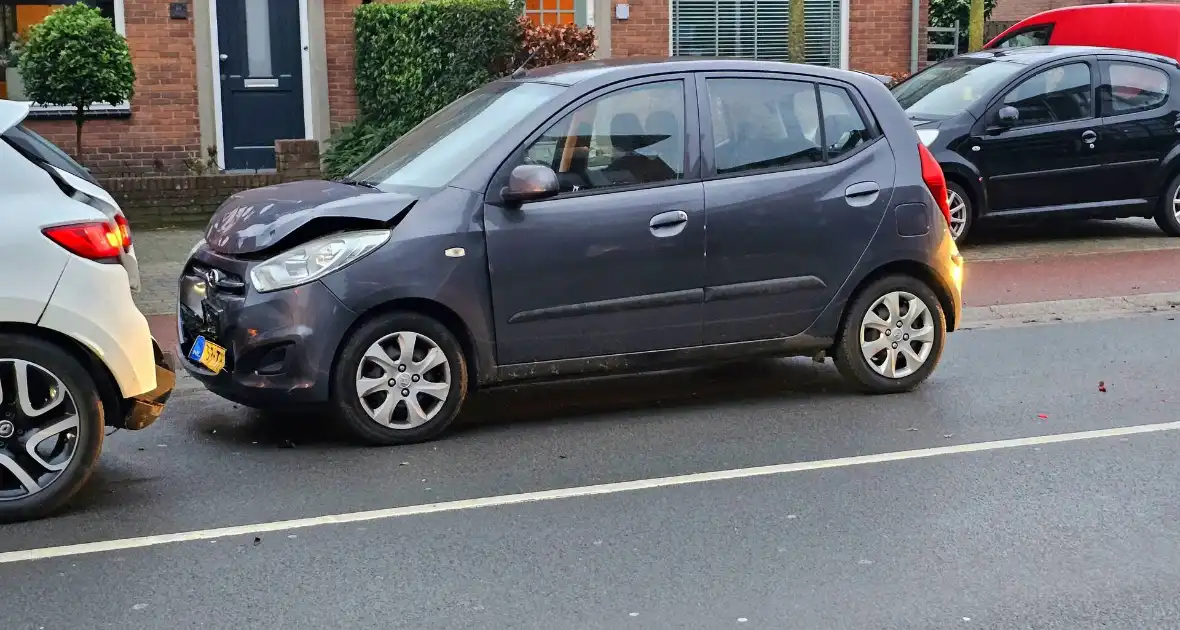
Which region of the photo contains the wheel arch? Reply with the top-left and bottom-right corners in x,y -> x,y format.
0,322 -> 124,426
329,297 -> 483,394
833,259 -> 959,345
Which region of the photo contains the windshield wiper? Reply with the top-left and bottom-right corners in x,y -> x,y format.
336,178 -> 381,190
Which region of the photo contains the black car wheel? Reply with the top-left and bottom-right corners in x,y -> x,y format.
0,334 -> 105,524
1155,172 -> 1180,237
834,275 -> 947,394
331,312 -> 469,446
947,182 -> 972,244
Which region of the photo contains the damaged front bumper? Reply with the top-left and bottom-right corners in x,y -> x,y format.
122,338 -> 177,431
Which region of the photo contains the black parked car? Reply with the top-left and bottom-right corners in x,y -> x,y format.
179,58 -> 963,445
893,46 -> 1180,243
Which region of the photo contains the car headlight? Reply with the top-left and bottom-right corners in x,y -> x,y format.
249,229 -> 391,293
916,129 -> 939,147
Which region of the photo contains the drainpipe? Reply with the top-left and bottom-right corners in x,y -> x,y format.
910,0 -> 920,74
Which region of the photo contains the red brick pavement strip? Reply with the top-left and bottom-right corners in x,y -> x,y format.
146,248 -> 1180,348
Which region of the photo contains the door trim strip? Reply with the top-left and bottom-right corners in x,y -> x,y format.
704,276 -> 826,302
508,289 -> 703,324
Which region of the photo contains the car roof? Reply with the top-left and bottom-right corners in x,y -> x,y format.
516,57 -> 864,86
957,45 -> 1176,66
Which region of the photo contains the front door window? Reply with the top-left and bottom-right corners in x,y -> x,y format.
1001,62 -> 1093,127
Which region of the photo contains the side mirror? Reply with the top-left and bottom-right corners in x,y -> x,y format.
501,165 -> 559,205
997,105 -> 1020,126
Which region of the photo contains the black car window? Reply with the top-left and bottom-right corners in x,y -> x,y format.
993,25 -> 1052,49
706,78 -> 823,175
1001,62 -> 1093,127
819,85 -> 870,160
521,81 -> 685,194
1101,62 -> 1169,115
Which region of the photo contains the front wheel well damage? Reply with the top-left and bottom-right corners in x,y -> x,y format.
832,260 -> 958,350
0,322 -> 125,427
331,298 -> 482,393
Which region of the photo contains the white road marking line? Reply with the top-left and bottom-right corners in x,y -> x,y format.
4,420 -> 1179,565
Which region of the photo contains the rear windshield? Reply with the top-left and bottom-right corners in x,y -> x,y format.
1,124 -> 98,185
892,57 -> 1026,120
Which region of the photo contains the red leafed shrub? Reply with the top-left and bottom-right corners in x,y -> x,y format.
512,16 -> 596,70
887,71 -> 910,87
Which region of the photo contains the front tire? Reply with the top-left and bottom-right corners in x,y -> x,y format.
0,334 -> 105,524
834,275 -> 947,394
1155,172 -> 1180,236
947,182 -> 973,244
331,312 -> 469,446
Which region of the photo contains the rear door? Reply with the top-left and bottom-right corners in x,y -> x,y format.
972,59 -> 1105,213
484,75 -> 707,365
698,73 -> 895,344
1095,58 -> 1180,206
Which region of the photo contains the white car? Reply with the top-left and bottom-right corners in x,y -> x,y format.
0,100 -> 175,523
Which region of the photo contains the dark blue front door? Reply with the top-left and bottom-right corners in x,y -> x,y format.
217,0 -> 305,170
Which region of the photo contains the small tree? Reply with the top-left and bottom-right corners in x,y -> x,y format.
18,4 -> 135,161
788,0 -> 806,63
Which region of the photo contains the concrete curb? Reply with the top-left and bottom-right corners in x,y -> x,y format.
961,291 -> 1180,330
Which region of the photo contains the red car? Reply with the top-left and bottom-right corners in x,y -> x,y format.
986,3 -> 1180,60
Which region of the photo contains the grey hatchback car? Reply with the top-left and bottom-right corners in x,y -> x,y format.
179,58 -> 964,445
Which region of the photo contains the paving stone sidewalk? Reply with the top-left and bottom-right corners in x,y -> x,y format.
131,218 -> 1180,317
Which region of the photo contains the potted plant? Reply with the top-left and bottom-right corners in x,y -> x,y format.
2,33 -> 26,101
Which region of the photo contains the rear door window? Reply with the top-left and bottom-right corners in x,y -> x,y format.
818,85 -> 871,159
705,78 -> 824,175
1100,61 -> 1170,115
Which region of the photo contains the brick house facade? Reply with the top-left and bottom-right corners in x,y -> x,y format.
991,0 -> 1177,22
3,0 -> 926,175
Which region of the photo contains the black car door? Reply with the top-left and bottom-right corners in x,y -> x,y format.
698,73 -> 895,344
484,75 -> 707,365
972,59 -> 1106,214
1094,57 -> 1180,208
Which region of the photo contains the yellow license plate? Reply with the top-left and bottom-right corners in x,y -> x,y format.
188,336 -> 227,373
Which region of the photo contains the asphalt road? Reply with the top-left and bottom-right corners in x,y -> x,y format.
3,314 -> 1180,629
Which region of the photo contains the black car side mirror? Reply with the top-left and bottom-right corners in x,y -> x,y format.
997,106 -> 1020,126
501,165 -> 560,205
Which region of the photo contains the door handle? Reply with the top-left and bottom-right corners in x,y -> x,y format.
844,182 -> 880,207
1081,130 -> 1097,144
649,210 -> 688,229
219,53 -> 228,62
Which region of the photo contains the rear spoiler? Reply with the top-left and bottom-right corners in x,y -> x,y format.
856,71 -> 894,86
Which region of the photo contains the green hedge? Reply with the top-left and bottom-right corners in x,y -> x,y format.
326,0 -> 519,177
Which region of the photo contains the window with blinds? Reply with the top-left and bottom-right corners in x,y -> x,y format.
671,0 -> 842,67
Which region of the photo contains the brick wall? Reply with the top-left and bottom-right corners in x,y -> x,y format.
611,0 -> 669,56
25,0 -> 201,176
849,0 -> 929,76
102,140 -> 324,229
990,0 -> 1178,23
326,0 -> 365,132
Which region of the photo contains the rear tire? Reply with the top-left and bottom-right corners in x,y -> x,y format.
331,312 -> 468,446
834,275 -> 947,394
1154,173 -> 1180,236
0,334 -> 105,524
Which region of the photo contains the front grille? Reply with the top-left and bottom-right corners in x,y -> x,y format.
177,259 -> 246,374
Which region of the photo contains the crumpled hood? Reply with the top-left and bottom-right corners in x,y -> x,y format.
204,180 -> 417,255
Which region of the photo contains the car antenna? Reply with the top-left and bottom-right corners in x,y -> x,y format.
511,50 -> 539,79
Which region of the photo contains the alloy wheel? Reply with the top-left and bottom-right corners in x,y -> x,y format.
1172,185 -> 1180,222
858,291 -> 935,379
947,189 -> 968,239
355,331 -> 452,429
0,359 -> 80,501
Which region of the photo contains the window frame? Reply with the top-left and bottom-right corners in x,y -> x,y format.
5,0 -> 130,119
1097,57 -> 1172,118
696,71 -> 880,182
984,58 -> 1098,132
989,23 -> 1054,50
488,73 -> 702,204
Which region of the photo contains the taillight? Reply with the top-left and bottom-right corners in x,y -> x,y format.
918,143 -> 952,226
42,222 -> 122,261
114,213 -> 132,251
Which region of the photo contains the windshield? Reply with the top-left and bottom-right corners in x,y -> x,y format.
892,57 -> 1026,120
1,123 -> 98,185
350,81 -> 566,189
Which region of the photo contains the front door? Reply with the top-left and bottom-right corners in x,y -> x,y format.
699,74 -> 895,344
216,0 -> 305,170
485,77 -> 706,366
973,60 -> 1104,214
